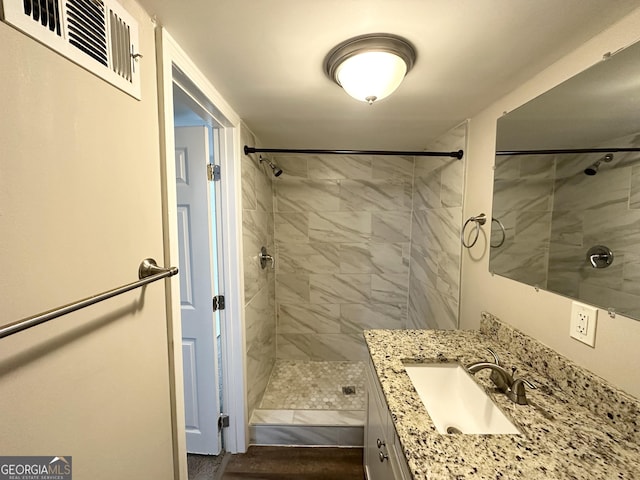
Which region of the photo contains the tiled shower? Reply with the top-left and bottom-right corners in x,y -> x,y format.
241,122 -> 467,444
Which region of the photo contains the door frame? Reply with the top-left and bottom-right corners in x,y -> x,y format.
156,28 -> 248,479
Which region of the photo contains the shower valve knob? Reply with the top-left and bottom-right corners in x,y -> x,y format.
259,246 -> 275,269
586,245 -> 613,268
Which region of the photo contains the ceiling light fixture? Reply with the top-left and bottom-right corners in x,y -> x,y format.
324,33 -> 417,105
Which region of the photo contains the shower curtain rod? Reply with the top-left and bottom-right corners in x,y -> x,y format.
496,147 -> 640,156
244,145 -> 464,159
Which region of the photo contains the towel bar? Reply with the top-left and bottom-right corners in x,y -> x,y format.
0,258 -> 178,339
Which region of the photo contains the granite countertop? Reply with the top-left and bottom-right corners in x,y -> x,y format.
364,313 -> 640,480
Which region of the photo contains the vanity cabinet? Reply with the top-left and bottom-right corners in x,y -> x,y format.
365,357 -> 412,480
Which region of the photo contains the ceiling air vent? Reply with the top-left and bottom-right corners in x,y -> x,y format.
1,0 -> 141,99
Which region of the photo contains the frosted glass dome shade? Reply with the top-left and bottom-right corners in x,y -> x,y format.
324,34 -> 417,105
336,51 -> 408,104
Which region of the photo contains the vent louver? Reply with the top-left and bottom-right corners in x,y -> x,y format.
2,0 -> 141,99
109,8 -> 131,81
66,0 -> 108,66
23,0 -> 62,35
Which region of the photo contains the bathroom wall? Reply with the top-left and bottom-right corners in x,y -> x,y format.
408,122 -> 467,329
0,1 -> 175,477
273,154 -> 414,360
461,6 -> 640,399
241,124 -> 277,415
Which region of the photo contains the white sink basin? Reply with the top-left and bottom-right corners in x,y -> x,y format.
403,363 -> 520,435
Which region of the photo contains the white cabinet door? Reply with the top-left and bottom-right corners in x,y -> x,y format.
365,358 -> 412,480
175,126 -> 221,455
387,418 -> 412,480
365,386 -> 395,480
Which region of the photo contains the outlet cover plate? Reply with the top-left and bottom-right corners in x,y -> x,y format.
570,301 -> 597,347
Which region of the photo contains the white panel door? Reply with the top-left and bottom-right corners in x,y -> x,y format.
175,126 -> 221,455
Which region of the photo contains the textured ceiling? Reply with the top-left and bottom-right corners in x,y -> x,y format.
137,0 -> 640,150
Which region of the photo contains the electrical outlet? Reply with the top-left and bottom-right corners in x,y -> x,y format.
570,302 -> 597,347
576,312 -> 588,335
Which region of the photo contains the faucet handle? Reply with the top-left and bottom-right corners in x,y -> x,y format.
513,377 -> 536,391
508,377 -> 537,405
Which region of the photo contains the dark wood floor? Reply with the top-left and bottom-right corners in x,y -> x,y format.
219,446 -> 365,480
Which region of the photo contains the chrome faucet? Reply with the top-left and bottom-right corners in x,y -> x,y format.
485,347 -> 510,392
467,362 -> 514,387
466,351 -> 536,405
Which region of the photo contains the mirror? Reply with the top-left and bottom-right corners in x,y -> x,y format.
490,39 -> 640,321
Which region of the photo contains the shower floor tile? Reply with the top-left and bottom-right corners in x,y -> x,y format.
259,360 -> 366,411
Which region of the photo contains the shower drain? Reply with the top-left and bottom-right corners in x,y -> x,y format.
342,386 -> 357,395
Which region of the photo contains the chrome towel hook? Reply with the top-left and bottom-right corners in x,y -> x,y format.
461,213 -> 486,248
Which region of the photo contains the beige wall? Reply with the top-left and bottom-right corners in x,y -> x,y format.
461,7 -> 640,399
0,1 -> 175,478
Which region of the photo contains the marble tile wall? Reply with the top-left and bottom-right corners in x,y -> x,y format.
273,153 -> 414,361
408,122 -> 467,329
272,123 -> 468,359
241,124 -> 276,415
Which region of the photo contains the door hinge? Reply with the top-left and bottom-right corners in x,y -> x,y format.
207,164 -> 221,181
218,414 -> 230,431
213,295 -> 225,312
